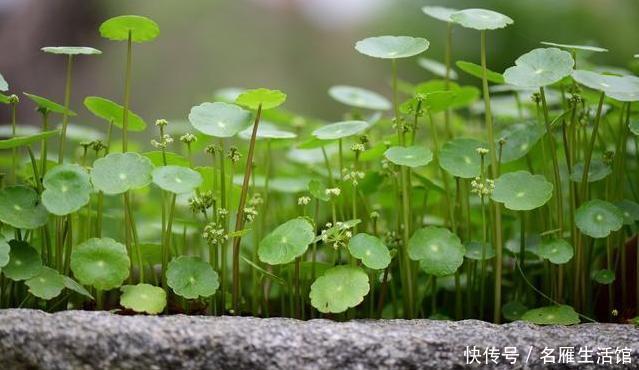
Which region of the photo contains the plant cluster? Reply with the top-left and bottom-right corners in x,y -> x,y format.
0,7 -> 638,325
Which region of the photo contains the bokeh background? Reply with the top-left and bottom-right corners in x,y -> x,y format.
0,0 -> 637,125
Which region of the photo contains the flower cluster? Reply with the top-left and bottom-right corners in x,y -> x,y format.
297,195 -> 311,206
205,144 -> 222,155
227,146 -> 241,163
202,222 -> 227,247
325,187 -> 341,198
343,167 -> 365,186
151,134 -> 174,149
179,132 -> 197,145
320,221 -> 354,250
244,206 -> 258,223
90,140 -> 107,153
471,176 -> 495,197
188,191 -> 214,213
217,208 -> 228,219
476,147 -> 489,156
249,193 -> 263,207
351,143 -> 365,153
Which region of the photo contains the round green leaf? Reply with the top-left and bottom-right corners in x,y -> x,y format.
188,102 -> 251,138
238,122 -> 297,140
593,269 -> 615,285
152,165 -> 202,194
503,48 -> 574,88
348,233 -> 391,270
456,61 -> 505,84
616,200 -> 639,225
408,227 -> 465,277
384,145 -> 433,168
422,6 -> 457,22
42,164 -> 91,216
439,138 -> 484,178
99,15 -> 160,43
492,171 -> 553,211
569,159 -> 611,183
84,97 -> 147,132
572,70 -> 639,101
120,283 -> 166,314
575,199 -> 623,238
258,218 -> 315,265
166,256 -> 219,299
309,265 -> 369,313
538,239 -> 573,264
498,122 -> 545,163
235,88 -> 287,110
0,186 -> 49,230
41,46 -> 102,55
91,152 -> 154,195
464,241 -> 494,260
328,85 -> 391,111
417,58 -> 458,80
503,301 -> 528,321
26,267 -> 65,300
70,237 -> 130,291
450,8 -> 513,30
521,305 -> 580,325
0,239 -> 9,268
355,36 -> 430,59
23,93 -> 75,116
2,240 -> 42,281
540,41 -> 608,53
312,120 -> 369,140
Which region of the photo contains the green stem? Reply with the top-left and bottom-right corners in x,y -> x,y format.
231,104 -> 263,315
480,30 -> 503,323
579,91 -> 605,199
40,112 -> 49,176
122,31 -> 133,152
539,87 -> 564,234
58,54 -> 74,163
10,101 -> 17,183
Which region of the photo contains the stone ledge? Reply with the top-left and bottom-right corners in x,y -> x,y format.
0,309 -> 637,369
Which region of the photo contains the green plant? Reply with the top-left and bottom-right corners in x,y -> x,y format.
0,7 -> 638,327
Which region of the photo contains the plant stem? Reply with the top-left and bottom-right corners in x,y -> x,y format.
480,30 -> 503,323
122,31 -> 133,152
579,92 -> 605,199
10,101 -> 17,183
231,104 -> 263,314
539,87 -> 564,234
58,55 -> 74,163
40,112 -> 49,176
162,193 -> 177,289
443,21 -> 453,138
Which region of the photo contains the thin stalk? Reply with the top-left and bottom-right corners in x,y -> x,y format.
10,100 -> 17,183
579,92 -> 606,199
219,139 -> 227,311
231,104 -> 263,314
40,111 -> 49,176
121,31 -> 133,152
480,30 -> 504,323
57,54 -> 74,163
539,87 -> 564,234
443,21 -> 453,138
162,193 -> 177,289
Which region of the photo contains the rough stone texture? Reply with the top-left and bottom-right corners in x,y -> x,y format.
0,309 -> 637,370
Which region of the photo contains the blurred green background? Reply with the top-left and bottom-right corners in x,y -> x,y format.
0,0 -> 637,126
